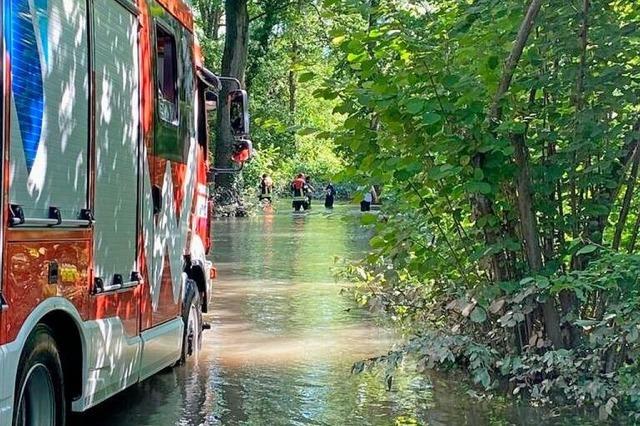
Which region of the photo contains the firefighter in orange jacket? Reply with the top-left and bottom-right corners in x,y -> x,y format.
291,173 -> 308,211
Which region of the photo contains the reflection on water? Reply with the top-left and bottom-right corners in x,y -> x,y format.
76,203 -> 585,425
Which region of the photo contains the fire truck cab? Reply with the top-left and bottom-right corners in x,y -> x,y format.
0,0 -> 248,424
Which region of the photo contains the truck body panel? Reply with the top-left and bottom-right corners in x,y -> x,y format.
0,0 -> 224,422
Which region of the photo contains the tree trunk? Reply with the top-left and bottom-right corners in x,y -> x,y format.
196,0 -> 223,41
575,0 -> 589,110
289,38 -> 298,118
483,0 -> 564,348
212,8 -> 223,41
513,134 -> 542,271
570,0 -> 590,240
580,122 -> 640,260
214,0 -> 249,190
613,145 -> 640,250
488,0 -> 543,122
628,209 -> 640,253
513,133 -> 565,349
472,0 -> 543,282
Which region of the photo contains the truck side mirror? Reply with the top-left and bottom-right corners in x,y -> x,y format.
228,89 -> 249,137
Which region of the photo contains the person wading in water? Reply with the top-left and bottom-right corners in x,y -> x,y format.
360,186 -> 378,212
259,174 -> 274,203
325,182 -> 336,208
291,173 -> 308,211
304,175 -> 315,209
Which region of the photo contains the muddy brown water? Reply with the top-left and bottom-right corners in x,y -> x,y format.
75,203 -> 588,425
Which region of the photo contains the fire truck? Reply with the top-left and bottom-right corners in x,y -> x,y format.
0,0 -> 250,424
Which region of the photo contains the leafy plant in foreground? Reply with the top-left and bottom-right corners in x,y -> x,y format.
325,0 -> 640,420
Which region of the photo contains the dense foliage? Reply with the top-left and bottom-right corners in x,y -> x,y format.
322,0 -> 640,420
198,0 -> 640,418
194,0 -> 345,197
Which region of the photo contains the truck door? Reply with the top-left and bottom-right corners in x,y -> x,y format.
91,0 -> 141,315
87,0 -> 142,395
144,8 -> 196,329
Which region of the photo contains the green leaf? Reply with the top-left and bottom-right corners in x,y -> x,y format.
475,369 -> 491,389
422,112 -> 442,125
576,245 -> 597,256
394,169 -> 413,180
466,181 -> 492,195
405,98 -> 425,114
501,145 -> 515,156
536,276 -> 550,288
331,35 -> 346,46
297,127 -> 317,136
470,306 -> 487,323
519,276 -> 534,286
347,52 -> 365,63
574,319 -> 598,328
298,72 -> 316,83
370,235 -> 386,249
316,131 -> 332,139
429,164 -> 457,180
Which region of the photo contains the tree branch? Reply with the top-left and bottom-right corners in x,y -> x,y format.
249,0 -> 294,23
488,0 -> 544,123
613,144 -> 640,250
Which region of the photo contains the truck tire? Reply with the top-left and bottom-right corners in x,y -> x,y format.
180,281 -> 202,364
13,324 -> 66,426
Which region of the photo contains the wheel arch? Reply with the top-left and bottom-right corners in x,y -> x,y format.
2,298 -> 88,420
186,261 -> 208,313
39,310 -> 84,401
187,234 -> 211,313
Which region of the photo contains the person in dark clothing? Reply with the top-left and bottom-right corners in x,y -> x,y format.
325,183 -> 336,208
259,174 -> 273,203
304,176 -> 315,209
291,173 -> 308,211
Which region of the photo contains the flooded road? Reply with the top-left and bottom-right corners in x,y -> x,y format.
76,204 -> 583,425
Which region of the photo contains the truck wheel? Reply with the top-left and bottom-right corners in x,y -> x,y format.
180,284 -> 202,364
13,324 -> 66,426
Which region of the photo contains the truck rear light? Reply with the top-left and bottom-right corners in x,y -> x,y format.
209,267 -> 217,280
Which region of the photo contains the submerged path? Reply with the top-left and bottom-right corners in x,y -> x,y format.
75,203 -> 572,425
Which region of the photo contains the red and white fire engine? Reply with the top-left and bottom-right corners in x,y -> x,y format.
0,0 -> 250,424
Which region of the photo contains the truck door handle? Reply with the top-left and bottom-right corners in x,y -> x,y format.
152,185 -> 162,214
